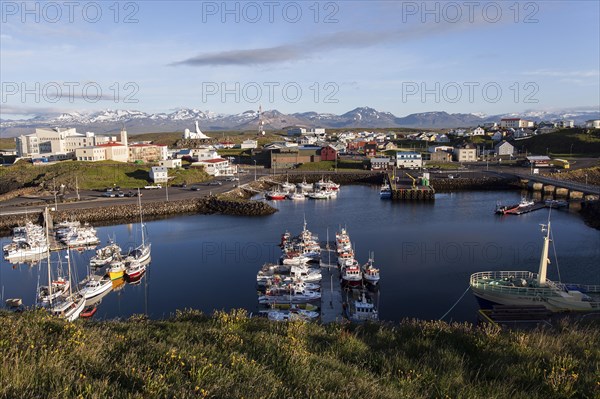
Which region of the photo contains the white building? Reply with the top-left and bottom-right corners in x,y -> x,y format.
500,118 -> 534,129
586,119 -> 600,129
556,120 -> 574,128
395,152 -> 422,169
159,159 -> 182,169
453,144 -> 477,162
75,142 -> 128,162
150,166 -> 168,183
193,158 -> 235,176
470,127 -> 485,136
494,141 -> 515,156
370,157 -> 390,170
240,139 -> 258,149
183,121 -> 211,140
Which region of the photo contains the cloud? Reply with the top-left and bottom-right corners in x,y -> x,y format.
522,69 -> 600,78
170,21 -> 482,67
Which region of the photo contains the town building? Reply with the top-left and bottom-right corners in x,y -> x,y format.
128,143 -> 163,163
586,119 -> 600,129
364,142 -> 378,157
240,139 -> 258,149
320,145 -> 338,161
526,155 -> 552,167
370,157 -> 391,170
470,127 -> 485,136
395,152 -> 422,169
192,158 -> 235,176
75,142 -> 128,162
500,118 -> 534,129
453,144 -> 477,162
494,140 -> 515,156
150,166 -> 168,183
158,159 -> 182,169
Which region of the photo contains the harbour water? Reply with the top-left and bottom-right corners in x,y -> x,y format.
1,186 -> 599,322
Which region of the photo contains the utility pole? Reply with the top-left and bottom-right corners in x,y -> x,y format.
53,178 -> 58,210
75,175 -> 80,201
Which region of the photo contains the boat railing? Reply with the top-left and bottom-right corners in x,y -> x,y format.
470,271 -> 561,298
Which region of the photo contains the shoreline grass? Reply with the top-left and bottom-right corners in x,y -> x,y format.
1,310 -> 598,398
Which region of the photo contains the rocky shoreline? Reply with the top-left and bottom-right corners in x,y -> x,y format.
0,196 -> 277,232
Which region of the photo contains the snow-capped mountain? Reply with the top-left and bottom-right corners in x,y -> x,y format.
1,107 -> 598,137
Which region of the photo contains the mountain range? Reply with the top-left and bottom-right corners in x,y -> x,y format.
1,107 -> 598,138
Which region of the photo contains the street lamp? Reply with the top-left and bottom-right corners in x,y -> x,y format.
585,173 -> 588,185
253,160 -> 257,181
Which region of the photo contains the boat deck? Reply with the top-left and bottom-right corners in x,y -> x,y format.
320,249 -> 344,324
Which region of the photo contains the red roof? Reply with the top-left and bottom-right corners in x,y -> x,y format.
97,142 -> 125,147
200,158 -> 227,164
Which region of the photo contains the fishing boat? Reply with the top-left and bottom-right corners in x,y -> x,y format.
307,191 -> 329,200
335,228 -> 352,253
108,260 -> 126,280
263,308 -> 320,322
315,177 -> 340,191
125,258 -> 147,279
79,275 -> 113,300
287,192 -> 306,200
90,242 -> 121,267
269,302 -> 319,311
544,199 -> 568,209
265,190 -> 287,200
258,289 -> 321,304
362,255 -> 380,285
495,197 -> 535,215
281,179 -> 295,192
380,183 -> 392,199
470,220 -> 600,312
347,292 -> 379,322
341,260 -> 363,286
297,177 -> 313,191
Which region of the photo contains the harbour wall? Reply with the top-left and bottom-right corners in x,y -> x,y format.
0,197 -> 277,232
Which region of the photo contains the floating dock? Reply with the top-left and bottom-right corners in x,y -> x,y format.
503,202 -> 548,215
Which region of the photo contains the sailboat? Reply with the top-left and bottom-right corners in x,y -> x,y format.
48,247 -> 85,322
126,189 -> 151,263
470,219 -> 600,312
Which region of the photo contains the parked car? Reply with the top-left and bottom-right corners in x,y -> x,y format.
208,181 -> 222,186
126,191 -> 142,197
190,186 -> 201,191
116,191 -> 125,197
102,191 -> 116,198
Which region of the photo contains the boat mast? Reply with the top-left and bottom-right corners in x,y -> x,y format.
537,221 -> 551,286
138,188 -> 145,247
45,207 -> 53,305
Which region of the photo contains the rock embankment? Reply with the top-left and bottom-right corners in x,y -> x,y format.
429,176 -> 518,192
0,197 -> 277,231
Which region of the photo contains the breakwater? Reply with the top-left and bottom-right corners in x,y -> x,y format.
0,197 -> 277,232
429,176 -> 517,192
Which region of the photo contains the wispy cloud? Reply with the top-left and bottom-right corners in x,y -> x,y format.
522,69 -> 600,78
170,21 -> 483,67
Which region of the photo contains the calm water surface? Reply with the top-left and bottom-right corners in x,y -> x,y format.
2,186 -> 599,322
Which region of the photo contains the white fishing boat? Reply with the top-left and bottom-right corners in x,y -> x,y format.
297,177 -> 313,191
287,192 -> 306,200
79,275 -> 113,300
470,220 -> 600,312
47,246 -> 85,322
90,242 -> 122,267
362,255 -> 380,285
348,292 -> 379,322
307,191 -> 329,200
341,261 -> 363,285
315,177 -> 340,191
258,290 -> 321,304
125,257 -> 147,279
281,179 -> 296,192
263,308 -> 320,322
290,265 -> 322,283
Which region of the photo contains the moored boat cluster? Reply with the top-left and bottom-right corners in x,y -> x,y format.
265,177 -> 340,201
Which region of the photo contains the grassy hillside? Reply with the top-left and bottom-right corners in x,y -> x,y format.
0,137 -> 15,150
0,310 -> 598,399
514,128 -> 600,157
130,131 -> 286,147
0,160 -> 209,193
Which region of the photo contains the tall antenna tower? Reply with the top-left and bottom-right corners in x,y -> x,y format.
257,105 -> 265,136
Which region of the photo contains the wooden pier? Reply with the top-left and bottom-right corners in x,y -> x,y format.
320,249 -> 344,324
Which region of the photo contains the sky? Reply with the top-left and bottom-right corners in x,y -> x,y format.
1,0 -> 599,119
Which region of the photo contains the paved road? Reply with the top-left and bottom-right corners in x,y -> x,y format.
0,172 -> 266,215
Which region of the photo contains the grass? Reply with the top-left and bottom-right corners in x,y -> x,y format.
515,128 -> 600,157
0,310 -> 598,398
296,160 -> 366,171
0,160 -> 209,192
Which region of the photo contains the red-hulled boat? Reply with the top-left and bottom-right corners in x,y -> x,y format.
80,306 -> 98,318
265,190 -> 287,200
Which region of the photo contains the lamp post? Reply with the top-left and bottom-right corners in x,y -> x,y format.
253,160 -> 257,181
585,173 -> 588,186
